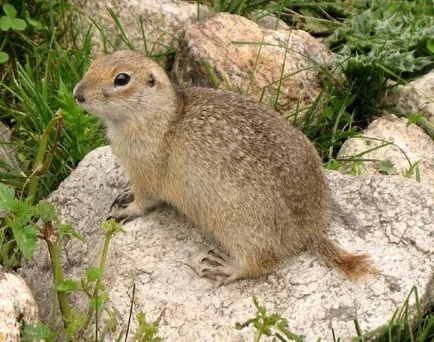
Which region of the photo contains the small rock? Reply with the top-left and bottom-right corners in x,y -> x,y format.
249,10 -> 289,30
338,114 -> 434,186
0,267 -> 40,341
0,121 -> 19,171
21,146 -> 433,341
421,272 -> 434,318
72,0 -> 211,58
388,70 -> 434,125
173,13 -> 333,116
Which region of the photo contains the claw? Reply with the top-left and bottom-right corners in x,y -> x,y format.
200,249 -> 229,265
198,268 -> 219,281
110,189 -> 134,211
219,274 -> 238,286
197,249 -> 241,285
106,213 -> 128,224
106,207 -> 139,224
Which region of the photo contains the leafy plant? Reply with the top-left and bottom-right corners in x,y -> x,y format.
295,75 -> 360,161
0,3 -> 28,63
132,312 -> 163,342
377,159 -> 397,175
21,323 -> 57,341
0,0 -> 106,201
327,0 -> 434,115
0,181 -> 161,340
0,184 -> 35,267
0,4 -> 26,31
0,183 -> 129,340
235,296 -> 304,342
0,1 -> 50,65
329,0 -> 434,75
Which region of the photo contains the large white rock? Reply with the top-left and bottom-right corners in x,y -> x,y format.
21,146 -> 433,341
338,114 -> 434,187
0,267 -> 40,341
173,13 -> 333,116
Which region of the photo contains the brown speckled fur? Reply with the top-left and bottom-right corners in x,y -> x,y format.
74,50 -> 376,283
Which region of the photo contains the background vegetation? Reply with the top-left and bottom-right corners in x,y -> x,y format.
0,0 -> 432,340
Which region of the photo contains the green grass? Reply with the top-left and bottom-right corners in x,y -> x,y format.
1,44 -> 106,198
0,0 -> 105,201
198,0 -> 275,16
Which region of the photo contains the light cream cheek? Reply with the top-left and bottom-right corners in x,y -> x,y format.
97,101 -> 135,122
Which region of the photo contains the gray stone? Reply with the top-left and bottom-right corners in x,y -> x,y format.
421,272 -> 434,318
0,121 -> 19,171
388,70 -> 434,124
173,13 -> 333,116
338,114 -> 434,187
249,10 -> 289,30
21,146 -> 433,341
0,267 -> 40,341
72,0 -> 211,58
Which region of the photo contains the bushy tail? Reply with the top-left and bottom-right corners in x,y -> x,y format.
313,237 -> 379,280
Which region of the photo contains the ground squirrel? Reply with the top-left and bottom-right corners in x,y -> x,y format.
74,50 -> 376,284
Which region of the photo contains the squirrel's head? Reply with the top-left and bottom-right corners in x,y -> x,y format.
73,50 -> 175,123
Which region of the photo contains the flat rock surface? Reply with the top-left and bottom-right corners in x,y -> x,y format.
21,146 -> 434,341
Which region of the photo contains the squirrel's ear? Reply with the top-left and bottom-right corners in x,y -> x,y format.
147,73 -> 156,87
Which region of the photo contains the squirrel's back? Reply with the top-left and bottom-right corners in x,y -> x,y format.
163,87 -> 331,253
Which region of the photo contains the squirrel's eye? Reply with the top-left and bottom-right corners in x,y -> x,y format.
114,73 -> 131,86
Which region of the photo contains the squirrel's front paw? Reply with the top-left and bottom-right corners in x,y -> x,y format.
110,189 -> 135,211
107,202 -> 141,224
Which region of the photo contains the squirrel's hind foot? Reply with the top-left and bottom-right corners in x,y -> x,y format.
198,249 -> 245,286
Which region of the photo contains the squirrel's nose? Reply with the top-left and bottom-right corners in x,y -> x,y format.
73,84 -> 86,103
